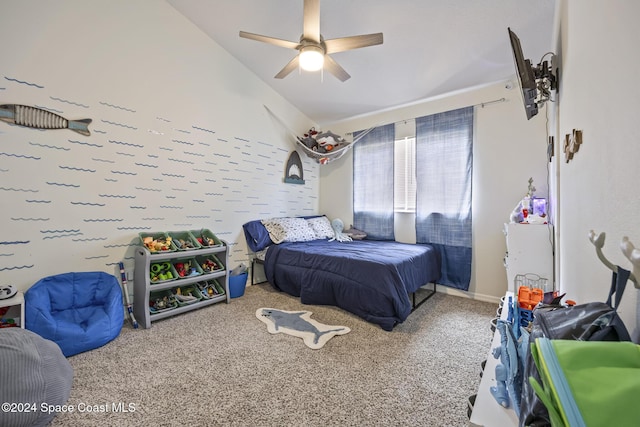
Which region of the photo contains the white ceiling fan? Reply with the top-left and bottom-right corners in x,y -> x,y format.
239,0 -> 383,82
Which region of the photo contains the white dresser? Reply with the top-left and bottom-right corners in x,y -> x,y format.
503,223 -> 554,293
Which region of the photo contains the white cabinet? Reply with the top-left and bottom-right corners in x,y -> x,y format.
503,223 -> 554,294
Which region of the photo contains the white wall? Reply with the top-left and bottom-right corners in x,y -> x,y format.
0,1 -> 317,294
319,81 -> 550,302
556,0 -> 640,338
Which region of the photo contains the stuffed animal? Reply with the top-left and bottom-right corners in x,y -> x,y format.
328,218 -> 352,242
343,225 -> 367,240
315,130 -> 347,153
298,127 -> 319,150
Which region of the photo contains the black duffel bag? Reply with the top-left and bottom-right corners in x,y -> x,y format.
518,267 -> 632,427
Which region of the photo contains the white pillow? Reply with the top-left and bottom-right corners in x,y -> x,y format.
306,216 -> 334,239
261,217 -> 317,244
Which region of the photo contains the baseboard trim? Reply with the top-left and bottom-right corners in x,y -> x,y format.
433,286 -> 502,304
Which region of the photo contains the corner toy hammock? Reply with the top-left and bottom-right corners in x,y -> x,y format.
264,105 -> 376,165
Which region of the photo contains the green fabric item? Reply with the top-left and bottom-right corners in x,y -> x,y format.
530,338 -> 640,427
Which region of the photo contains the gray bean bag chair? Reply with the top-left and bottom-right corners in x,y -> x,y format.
0,328 -> 73,427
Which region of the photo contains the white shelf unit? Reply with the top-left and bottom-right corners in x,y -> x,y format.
133,242 -> 230,329
469,291 -> 518,427
0,291 -> 24,328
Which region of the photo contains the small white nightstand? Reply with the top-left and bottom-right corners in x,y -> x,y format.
0,291 -> 25,329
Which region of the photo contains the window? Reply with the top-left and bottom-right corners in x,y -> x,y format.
394,136 -> 416,213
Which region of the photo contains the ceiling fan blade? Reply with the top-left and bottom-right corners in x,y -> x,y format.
324,55 -> 350,82
324,33 -> 384,54
302,0 -> 321,43
239,31 -> 299,50
274,55 -> 300,79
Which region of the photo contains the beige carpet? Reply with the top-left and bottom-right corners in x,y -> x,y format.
50,284 -> 494,426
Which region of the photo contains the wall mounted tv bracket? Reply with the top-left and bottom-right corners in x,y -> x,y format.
533,55 -> 558,107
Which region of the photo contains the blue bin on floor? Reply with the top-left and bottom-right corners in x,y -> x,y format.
229,272 -> 248,298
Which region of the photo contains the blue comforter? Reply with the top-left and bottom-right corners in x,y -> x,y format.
264,240 -> 441,331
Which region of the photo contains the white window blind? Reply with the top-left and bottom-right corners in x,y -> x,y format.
394,136 -> 416,212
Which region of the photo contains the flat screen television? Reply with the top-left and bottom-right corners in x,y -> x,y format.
508,27 -> 538,120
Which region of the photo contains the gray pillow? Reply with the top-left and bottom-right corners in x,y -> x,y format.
0,328 -> 73,427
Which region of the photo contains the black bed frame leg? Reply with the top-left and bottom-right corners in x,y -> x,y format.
411,282 -> 437,312
251,257 -> 266,285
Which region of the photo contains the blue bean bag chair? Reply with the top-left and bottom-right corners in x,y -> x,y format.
25,272 -> 124,357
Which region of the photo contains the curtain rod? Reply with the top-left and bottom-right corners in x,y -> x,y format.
477,97 -> 506,108
345,97 -> 506,134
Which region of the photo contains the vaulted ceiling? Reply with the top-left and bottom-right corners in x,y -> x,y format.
167,0 -> 557,125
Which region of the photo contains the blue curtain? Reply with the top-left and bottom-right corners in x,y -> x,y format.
415,107 -> 473,290
353,123 -> 395,240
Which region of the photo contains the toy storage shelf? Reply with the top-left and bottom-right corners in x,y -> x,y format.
469,291 -> 518,426
133,242 -> 230,329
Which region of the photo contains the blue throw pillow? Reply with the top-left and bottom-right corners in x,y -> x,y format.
243,220 -> 273,252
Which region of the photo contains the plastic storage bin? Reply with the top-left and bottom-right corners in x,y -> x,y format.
140,232 -> 176,253
190,229 -> 223,248
173,285 -> 203,306
169,231 -> 201,251
229,272 -> 248,298
196,279 -> 226,299
196,254 -> 225,274
149,261 -> 179,284
172,257 -> 204,279
149,290 -> 178,313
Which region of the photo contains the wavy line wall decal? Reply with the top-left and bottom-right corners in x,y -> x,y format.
1,82 -> 319,287
46,182 -> 80,188
0,152 -> 41,160
29,142 -> 70,151
192,125 -> 215,134
72,237 -> 107,242
69,140 -> 102,148
100,119 -> 138,130
70,201 -> 105,206
59,166 -> 96,173
172,139 -> 193,146
50,97 -> 90,108
109,139 -> 144,148
4,76 -> 44,88
99,101 -> 136,112
0,265 -> 34,271
42,233 -> 83,240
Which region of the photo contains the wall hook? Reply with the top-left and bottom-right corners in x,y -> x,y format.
588,230 -> 639,288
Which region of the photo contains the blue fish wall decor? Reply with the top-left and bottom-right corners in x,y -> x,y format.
0,104 -> 92,136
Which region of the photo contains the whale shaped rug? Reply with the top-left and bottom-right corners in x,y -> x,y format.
256,308 -> 351,349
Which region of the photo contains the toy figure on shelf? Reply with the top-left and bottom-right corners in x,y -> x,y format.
509,177 -> 547,224
174,261 -> 199,278
176,238 -> 196,250
143,235 -> 172,252
200,258 -> 220,273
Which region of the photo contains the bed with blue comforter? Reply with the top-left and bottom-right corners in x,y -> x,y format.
263,239 -> 441,331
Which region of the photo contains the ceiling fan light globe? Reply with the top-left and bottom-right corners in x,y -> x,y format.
299,46 -> 324,71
